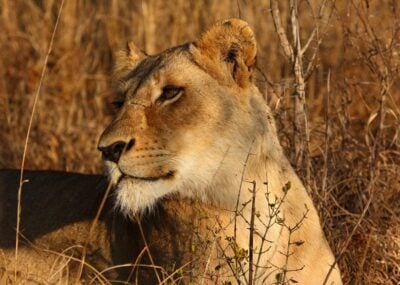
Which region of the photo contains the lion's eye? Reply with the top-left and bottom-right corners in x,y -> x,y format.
157,85 -> 184,103
111,100 -> 124,109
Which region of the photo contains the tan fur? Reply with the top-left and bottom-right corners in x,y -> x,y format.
0,19 -> 342,284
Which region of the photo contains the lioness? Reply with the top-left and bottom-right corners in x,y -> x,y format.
97,18 -> 342,284
0,19 -> 342,284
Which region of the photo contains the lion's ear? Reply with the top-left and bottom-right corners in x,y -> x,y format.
113,41 -> 147,79
192,19 -> 257,88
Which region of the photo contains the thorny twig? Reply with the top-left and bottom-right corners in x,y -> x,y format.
248,181 -> 257,285
279,206 -> 309,284
234,139 -> 255,282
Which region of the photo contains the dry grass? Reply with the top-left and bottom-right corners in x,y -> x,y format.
0,0 -> 399,284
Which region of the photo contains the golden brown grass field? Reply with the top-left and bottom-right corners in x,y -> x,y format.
0,0 -> 399,284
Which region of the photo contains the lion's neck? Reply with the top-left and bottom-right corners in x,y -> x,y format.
203,130 -> 298,215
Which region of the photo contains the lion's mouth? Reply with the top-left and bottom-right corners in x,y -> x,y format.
118,171 -> 175,183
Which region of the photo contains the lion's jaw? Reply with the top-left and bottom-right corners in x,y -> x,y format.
104,126 -> 257,215
108,164 -> 179,215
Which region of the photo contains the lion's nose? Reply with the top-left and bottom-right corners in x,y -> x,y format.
98,139 -> 135,163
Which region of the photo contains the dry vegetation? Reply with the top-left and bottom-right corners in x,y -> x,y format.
0,0 -> 399,284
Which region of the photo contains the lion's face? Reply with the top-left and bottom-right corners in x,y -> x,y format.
98,19 -> 263,214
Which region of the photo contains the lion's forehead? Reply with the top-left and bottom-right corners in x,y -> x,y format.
118,44 -> 193,95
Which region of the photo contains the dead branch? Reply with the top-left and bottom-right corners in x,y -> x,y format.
270,0 -> 335,188
270,0 -> 294,61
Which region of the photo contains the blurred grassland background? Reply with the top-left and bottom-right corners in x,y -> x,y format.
0,0 -> 399,284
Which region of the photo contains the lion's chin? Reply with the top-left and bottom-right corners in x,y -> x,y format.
114,175 -> 177,216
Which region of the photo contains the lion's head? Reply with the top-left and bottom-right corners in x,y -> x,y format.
98,19 -> 272,214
